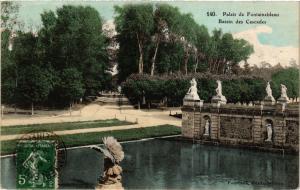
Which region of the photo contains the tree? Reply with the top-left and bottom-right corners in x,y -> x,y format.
150,4 -> 181,76
204,30 -> 253,75
59,68 -> 85,115
193,25 -> 210,73
242,61 -> 251,75
38,5 -> 109,96
1,62 -> 17,106
115,4 -> 254,78
1,2 -> 21,108
152,7 -> 201,75
150,18 -> 167,76
1,30 -> 16,107
1,1 -> 20,30
17,65 -> 52,115
115,4 -> 154,75
12,32 -> 39,67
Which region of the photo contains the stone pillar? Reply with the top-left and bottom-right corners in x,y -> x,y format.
181,78 -> 203,139
210,113 -> 219,140
182,110 -> 195,138
273,117 -> 285,146
253,117 -> 263,144
193,112 -> 201,138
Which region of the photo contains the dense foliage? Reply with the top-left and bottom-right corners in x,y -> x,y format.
39,5 -> 109,99
115,4 -> 254,81
122,74 -> 266,106
271,68 -> 299,99
1,5 -> 109,110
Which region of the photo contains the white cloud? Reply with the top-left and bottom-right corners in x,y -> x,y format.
233,26 -> 299,67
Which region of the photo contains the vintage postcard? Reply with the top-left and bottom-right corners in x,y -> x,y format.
1,1 -> 299,189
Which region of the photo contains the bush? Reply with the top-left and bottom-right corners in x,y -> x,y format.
122,73 -> 265,106
271,68 -> 299,99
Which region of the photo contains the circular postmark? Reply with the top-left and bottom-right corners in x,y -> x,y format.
18,130 -> 67,170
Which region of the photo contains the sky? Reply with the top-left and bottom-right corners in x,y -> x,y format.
17,1 -> 299,66
18,1 -> 299,47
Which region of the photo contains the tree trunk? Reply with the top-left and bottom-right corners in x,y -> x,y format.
211,60 -> 216,73
222,59 -> 227,74
194,56 -> 199,73
216,59 -> 221,74
137,33 -> 144,74
31,102 -> 34,116
150,38 -> 160,76
138,51 -> 143,73
183,51 -> 189,75
208,58 -> 212,72
69,103 -> 72,116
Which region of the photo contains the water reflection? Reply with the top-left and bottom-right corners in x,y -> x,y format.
1,139 -> 298,189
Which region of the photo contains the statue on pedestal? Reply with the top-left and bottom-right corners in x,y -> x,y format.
91,137 -> 124,190
263,82 -> 275,105
266,82 -> 273,97
265,124 -> 272,142
277,84 -> 289,104
211,80 -> 227,105
184,78 -> 200,100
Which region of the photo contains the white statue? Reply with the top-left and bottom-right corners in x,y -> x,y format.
117,86 -> 122,94
280,84 -> 288,98
263,81 -> 275,104
185,78 -> 200,100
203,120 -> 210,136
211,80 -> 227,104
265,124 -> 272,142
266,82 -> 272,97
216,80 -> 223,96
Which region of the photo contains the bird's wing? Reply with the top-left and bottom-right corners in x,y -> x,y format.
99,147 -> 115,164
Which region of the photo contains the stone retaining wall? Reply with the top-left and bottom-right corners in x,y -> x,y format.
181,104 -> 299,153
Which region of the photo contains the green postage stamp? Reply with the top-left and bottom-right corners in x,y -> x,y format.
16,140 -> 57,189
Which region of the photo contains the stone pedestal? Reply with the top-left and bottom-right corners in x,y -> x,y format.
183,99 -> 203,107
276,96 -> 289,112
95,182 -> 124,190
277,96 -> 289,104
263,96 -> 275,105
211,95 -> 227,106
183,94 -> 203,107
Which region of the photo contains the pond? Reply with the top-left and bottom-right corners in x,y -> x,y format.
1,138 -> 299,189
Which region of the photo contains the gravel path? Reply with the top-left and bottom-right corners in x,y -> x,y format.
0,104 -> 181,141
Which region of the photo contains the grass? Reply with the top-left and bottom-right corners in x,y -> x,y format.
1,119 -> 133,135
0,125 -> 181,155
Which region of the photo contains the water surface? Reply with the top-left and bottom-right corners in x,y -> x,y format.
1,139 -> 299,189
